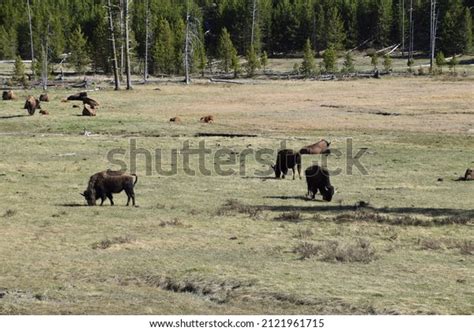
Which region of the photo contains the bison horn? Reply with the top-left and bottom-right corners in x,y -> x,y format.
80,193 -> 85,197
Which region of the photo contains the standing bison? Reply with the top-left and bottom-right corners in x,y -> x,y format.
300,139 -> 331,155
272,149 -> 302,180
24,96 -> 41,115
81,170 -> 138,206
305,165 -> 334,201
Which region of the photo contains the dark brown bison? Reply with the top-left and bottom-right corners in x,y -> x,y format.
300,139 -> 331,155
464,168 -> 473,180
305,165 -> 334,201
24,96 -> 41,115
200,115 -> 214,123
39,94 -> 49,102
81,170 -> 138,206
67,92 -> 88,101
272,149 -> 302,180
82,104 -> 96,116
2,90 -> 16,100
82,97 -> 99,109
39,110 -> 49,115
170,116 -> 182,123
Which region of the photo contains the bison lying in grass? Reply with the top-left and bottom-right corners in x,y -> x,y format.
272,149 -> 302,180
305,165 -> 334,202
300,139 -> 331,155
82,170 -> 138,206
39,94 -> 49,102
463,168 -> 473,180
2,90 -> 16,100
200,115 -> 214,123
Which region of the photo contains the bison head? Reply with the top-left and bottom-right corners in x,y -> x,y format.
322,185 -> 335,202
271,164 -> 281,178
81,190 -> 97,206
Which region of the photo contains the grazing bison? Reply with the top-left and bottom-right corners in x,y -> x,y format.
464,168 -> 473,180
81,170 -> 138,206
2,90 -> 16,100
170,116 -> 181,123
82,104 -> 96,116
39,94 -> 49,102
300,139 -> 331,155
24,96 -> 41,115
272,149 -> 302,180
200,115 -> 214,123
305,165 -> 334,202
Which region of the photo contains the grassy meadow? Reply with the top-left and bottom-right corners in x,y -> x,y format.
0,76 -> 473,314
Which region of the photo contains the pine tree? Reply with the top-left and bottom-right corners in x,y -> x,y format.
322,46 -> 337,73
435,51 -> 445,66
153,19 -> 175,75
245,45 -> 260,77
326,5 -> 346,50
196,43 -> 207,78
448,54 -> 458,74
383,54 -> 392,71
260,51 -> 268,73
342,52 -> 355,73
300,38 -> 316,77
231,48 -> 240,78
217,28 -> 235,73
374,0 -> 393,46
13,55 -> 27,87
462,7 -> 473,53
68,26 -> 90,74
371,53 -> 379,70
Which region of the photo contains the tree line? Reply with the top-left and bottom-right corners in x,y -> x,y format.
0,0 -> 472,77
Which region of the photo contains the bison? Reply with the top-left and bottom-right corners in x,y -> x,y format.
305,165 -> 334,202
67,92 -> 88,101
83,97 -> 99,109
272,149 -> 302,180
170,116 -> 181,123
200,115 -> 214,123
81,170 -> 138,206
24,96 -> 41,115
464,168 -> 473,180
2,90 -> 16,100
39,94 -> 49,102
299,139 -> 331,155
82,104 -> 96,116
39,110 -> 49,115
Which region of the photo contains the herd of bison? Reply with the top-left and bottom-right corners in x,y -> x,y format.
2,89 -> 473,207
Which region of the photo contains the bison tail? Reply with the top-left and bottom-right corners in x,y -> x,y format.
132,174 -> 138,186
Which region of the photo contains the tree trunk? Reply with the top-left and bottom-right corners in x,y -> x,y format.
184,5 -> 191,85
124,0 -> 132,89
107,0 -> 121,90
144,0 -> 149,82
26,0 -> 35,80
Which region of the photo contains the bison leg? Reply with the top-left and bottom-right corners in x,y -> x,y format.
107,193 -> 114,206
297,164 -> 302,180
100,197 -> 105,206
125,188 -> 135,206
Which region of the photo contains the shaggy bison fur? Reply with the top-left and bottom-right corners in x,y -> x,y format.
300,139 -> 331,155
200,115 -> 214,123
305,165 -> 334,202
272,149 -> 302,180
24,96 -> 41,115
2,90 -> 16,100
82,170 -> 138,206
